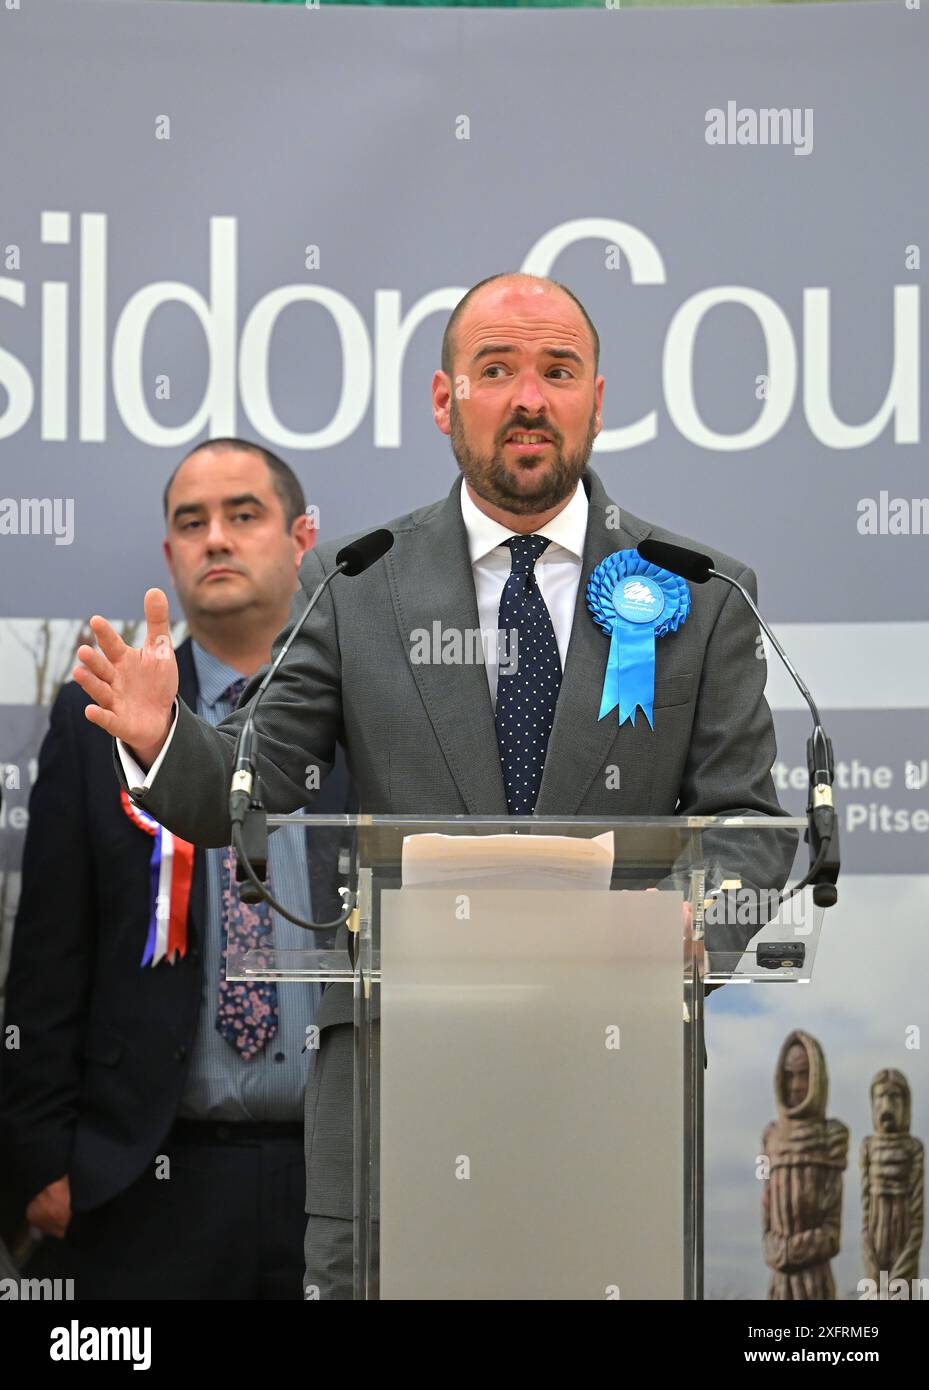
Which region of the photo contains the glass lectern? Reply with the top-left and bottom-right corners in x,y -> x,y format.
227,814 -> 820,1300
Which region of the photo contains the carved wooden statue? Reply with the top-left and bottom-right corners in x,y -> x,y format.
861,1069 -> 924,1292
761,1029 -> 848,1299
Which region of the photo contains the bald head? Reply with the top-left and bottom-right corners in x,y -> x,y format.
441,273 -> 600,381
431,272 -> 604,526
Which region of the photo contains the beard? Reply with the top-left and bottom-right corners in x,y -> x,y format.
450,398 -> 597,516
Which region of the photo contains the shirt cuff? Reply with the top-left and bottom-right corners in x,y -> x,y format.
116,700 -> 179,792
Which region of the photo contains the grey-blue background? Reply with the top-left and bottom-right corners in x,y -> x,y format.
0,0 -> 925,1299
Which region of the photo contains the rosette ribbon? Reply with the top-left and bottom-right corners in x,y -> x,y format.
120,790 -> 194,966
586,549 -> 691,729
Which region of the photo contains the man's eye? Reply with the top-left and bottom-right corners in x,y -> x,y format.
482,365 -> 506,378
233,512 -> 257,522
548,368 -> 572,379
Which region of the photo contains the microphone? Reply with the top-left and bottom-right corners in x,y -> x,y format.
636,539 -> 714,586
636,538 -> 839,908
335,528 -> 393,576
227,528 -> 394,929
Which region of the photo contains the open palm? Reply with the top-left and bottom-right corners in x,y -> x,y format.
73,588 -> 179,767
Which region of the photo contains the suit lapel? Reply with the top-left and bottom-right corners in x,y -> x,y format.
386,480 -> 508,814
176,636 -> 198,712
386,470 -> 652,817
175,639 -> 206,949
535,470 -> 651,815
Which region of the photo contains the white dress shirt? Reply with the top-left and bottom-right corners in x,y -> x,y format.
118,479 -> 591,787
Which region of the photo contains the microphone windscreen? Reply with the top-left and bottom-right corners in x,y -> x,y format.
336,529 -> 395,577
637,538 -> 715,584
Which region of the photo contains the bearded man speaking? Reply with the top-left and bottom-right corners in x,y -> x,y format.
74,272 -> 790,1297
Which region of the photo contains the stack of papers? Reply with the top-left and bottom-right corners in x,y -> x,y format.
401,832 -> 615,890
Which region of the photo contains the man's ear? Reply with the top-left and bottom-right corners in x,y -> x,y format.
432,369 -> 453,437
162,536 -> 176,583
292,512 -> 317,558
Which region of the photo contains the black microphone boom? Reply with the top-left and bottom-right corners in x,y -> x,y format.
336,528 -> 394,576
637,538 -> 715,585
636,538 -> 840,908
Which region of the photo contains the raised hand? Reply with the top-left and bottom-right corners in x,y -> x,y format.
73,589 -> 179,771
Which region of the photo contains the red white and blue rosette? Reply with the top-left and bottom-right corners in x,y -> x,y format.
586,549 -> 690,729
120,791 -> 194,966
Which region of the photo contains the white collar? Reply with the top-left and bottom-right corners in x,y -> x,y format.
460,477 -> 588,565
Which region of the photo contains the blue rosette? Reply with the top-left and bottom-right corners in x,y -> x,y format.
586,549 -> 690,728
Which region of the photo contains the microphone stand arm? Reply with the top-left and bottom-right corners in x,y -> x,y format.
229,560 -> 356,932
707,568 -> 840,908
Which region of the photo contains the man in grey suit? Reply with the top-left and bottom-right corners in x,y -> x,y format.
74,272 -> 789,1298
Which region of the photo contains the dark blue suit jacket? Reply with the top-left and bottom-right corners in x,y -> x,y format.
0,638 -> 355,1216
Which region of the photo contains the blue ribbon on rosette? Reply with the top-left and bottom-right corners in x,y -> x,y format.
586,549 -> 690,729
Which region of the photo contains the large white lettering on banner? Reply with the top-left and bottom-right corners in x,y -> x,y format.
0,214 -> 920,451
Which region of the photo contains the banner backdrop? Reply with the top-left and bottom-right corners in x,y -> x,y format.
0,1 -> 926,1298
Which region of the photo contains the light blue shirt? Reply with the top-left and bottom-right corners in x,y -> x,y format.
176,642 -> 321,1122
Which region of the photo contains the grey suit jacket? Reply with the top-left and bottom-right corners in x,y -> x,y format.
117,461 -> 791,985
116,467 -> 791,1228
121,465 -> 783,807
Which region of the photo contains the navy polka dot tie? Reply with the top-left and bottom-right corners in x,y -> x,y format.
495,535 -> 563,816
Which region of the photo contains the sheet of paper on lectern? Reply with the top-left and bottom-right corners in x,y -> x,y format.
400,832 -> 615,890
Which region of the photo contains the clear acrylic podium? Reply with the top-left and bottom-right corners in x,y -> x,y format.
227,814 -> 820,1300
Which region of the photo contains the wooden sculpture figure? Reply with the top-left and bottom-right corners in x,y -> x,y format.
761,1030 -> 849,1299
861,1069 -> 924,1294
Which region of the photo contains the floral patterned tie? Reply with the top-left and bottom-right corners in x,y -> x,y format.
214,677 -> 279,1060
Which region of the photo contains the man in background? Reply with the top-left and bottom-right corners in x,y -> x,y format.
0,438 -> 354,1299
